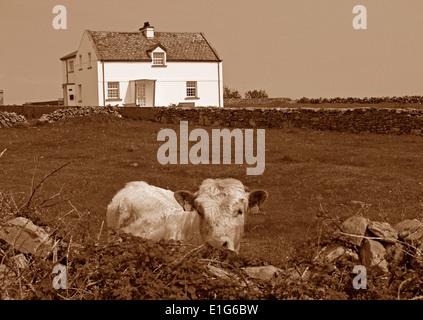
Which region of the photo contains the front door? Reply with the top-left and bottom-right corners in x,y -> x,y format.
136,83 -> 146,107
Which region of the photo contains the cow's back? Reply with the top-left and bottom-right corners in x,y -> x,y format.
106,181 -> 201,244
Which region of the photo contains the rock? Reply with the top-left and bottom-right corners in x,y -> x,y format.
340,216 -> 369,246
409,251 -> 423,270
367,221 -> 398,243
37,115 -> 50,125
0,217 -> 53,258
349,200 -> 372,208
324,246 -> 359,263
243,265 -> 283,281
359,239 -> 389,274
385,243 -> 405,268
394,219 -> 423,240
207,264 -> 232,280
0,112 -> 29,129
404,225 -> 423,246
323,246 -> 346,263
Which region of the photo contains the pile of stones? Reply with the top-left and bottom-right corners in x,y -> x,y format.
37,106 -> 121,124
318,215 -> 423,275
0,111 -> 29,129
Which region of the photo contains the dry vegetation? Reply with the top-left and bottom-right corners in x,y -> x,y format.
0,113 -> 423,299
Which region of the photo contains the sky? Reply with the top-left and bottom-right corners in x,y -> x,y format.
1,0 -> 423,104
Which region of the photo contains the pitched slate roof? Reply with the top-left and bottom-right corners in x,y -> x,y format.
85,30 -> 221,62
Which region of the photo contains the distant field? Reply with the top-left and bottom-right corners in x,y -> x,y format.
1,115 -> 423,266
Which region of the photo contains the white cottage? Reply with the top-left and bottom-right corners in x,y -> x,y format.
60,22 -> 223,107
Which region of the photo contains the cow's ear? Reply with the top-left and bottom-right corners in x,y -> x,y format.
248,190 -> 268,208
174,191 -> 196,211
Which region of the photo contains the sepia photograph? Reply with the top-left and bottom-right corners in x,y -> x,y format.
1,0 -> 423,309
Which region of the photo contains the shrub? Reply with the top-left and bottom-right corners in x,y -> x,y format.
223,86 -> 241,99
245,90 -> 268,99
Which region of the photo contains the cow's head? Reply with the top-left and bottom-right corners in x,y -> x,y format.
174,178 -> 268,253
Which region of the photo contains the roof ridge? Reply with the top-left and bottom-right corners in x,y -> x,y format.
88,30 -> 202,35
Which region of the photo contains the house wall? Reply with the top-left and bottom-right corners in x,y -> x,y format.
99,61 -> 223,107
61,58 -> 77,106
74,31 -> 99,106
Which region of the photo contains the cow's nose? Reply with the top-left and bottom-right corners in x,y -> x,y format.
220,237 -> 234,251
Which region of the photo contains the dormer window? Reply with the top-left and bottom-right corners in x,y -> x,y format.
152,52 -> 165,66
148,44 -> 167,67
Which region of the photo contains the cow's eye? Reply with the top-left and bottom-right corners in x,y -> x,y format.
237,209 -> 243,215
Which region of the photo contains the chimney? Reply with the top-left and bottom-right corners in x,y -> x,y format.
139,21 -> 154,38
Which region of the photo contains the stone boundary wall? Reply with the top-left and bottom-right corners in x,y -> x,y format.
119,106 -> 423,136
1,105 -> 423,136
0,105 -> 72,120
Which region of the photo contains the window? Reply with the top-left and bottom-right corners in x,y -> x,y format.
78,84 -> 82,102
79,55 -> 82,70
152,52 -> 165,65
107,82 -> 120,99
87,52 -> 92,68
68,60 -> 74,72
186,81 -> 197,98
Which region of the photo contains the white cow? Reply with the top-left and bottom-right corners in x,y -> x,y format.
106,178 -> 268,253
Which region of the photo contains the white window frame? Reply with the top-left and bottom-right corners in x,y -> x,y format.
186,81 -> 197,98
68,60 -> 74,73
107,82 -> 120,99
152,52 -> 165,66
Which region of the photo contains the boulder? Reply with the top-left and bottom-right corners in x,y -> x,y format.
404,225 -> 423,247
359,239 -> 389,274
367,221 -> 398,243
340,216 -> 369,246
323,246 -> 346,263
0,217 -> 53,258
36,115 -> 50,125
243,265 -> 283,281
385,243 -> 405,268
394,219 -> 423,240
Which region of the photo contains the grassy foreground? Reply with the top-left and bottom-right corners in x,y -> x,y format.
0,114 -> 422,269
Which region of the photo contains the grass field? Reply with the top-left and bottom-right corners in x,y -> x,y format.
1,114 -> 423,267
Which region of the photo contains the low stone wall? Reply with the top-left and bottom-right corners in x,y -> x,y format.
37,106 -> 121,124
0,105 -> 71,119
119,106 -> 423,136
0,111 -> 29,128
1,105 -> 423,136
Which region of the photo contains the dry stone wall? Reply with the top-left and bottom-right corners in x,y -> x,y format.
322,215 -> 423,274
1,105 -> 423,136
119,107 -> 423,136
0,111 -> 29,128
36,106 -> 121,124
